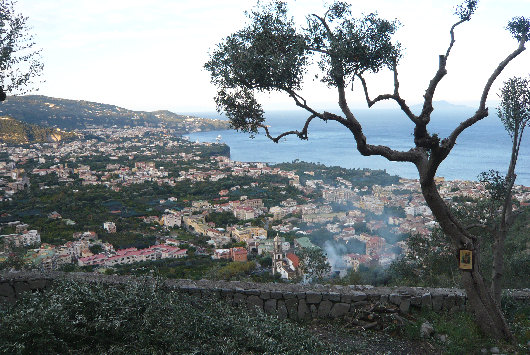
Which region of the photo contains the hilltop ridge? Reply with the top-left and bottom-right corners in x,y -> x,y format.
0,95 -> 229,133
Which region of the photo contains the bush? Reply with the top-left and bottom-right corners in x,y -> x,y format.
210,260 -> 257,280
0,279 -> 350,354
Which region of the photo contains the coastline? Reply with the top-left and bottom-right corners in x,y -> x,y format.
187,127 -> 530,188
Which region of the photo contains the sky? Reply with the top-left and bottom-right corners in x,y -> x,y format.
14,0 -> 530,114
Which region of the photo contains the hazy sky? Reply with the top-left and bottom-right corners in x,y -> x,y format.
15,0 -> 530,113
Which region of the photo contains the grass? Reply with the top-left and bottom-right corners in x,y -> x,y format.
398,305 -> 530,354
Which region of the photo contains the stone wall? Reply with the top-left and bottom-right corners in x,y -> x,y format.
1,271 -> 528,320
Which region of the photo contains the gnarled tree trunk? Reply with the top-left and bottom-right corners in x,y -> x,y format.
419,177 -> 513,340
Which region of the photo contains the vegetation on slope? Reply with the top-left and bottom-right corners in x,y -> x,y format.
0,116 -> 76,144
0,279 -> 352,354
0,95 -> 229,132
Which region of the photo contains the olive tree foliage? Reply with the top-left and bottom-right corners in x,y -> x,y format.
0,0 -> 43,100
205,0 -> 529,340
204,0 -> 400,137
474,77 -> 530,305
497,76 -> 530,170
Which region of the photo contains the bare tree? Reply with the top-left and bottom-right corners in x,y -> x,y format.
0,0 -> 43,101
205,0 -> 529,340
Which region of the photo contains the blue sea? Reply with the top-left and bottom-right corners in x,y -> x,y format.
187,108 -> 530,186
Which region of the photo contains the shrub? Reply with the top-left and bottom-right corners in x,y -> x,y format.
0,279 -> 350,354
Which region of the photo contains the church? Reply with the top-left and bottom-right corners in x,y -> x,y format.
271,235 -> 301,280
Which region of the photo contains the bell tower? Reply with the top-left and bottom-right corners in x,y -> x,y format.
272,234 -> 284,275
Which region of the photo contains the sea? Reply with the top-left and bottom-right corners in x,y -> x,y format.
186,108 -> 530,187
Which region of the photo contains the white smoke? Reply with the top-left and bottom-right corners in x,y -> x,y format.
323,240 -> 348,273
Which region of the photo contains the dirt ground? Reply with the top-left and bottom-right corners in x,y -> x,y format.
309,322 -> 443,355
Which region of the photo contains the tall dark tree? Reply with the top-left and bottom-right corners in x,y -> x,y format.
0,0 -> 43,101
480,76 -> 530,305
205,1 -> 529,340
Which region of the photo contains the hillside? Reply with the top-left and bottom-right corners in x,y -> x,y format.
0,116 -> 77,144
0,95 -> 229,133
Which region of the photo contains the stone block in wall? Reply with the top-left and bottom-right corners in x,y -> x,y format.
264,299 -> 277,314
455,296 -> 466,311
330,302 -> 350,318
0,283 -> 15,298
277,300 -> 288,319
201,289 -> 217,298
410,296 -> 422,306
271,291 -> 283,299
233,292 -> 247,307
283,292 -> 296,300
298,299 -> 310,320
27,279 -> 50,290
242,289 -> 260,296
432,294 -> 444,311
310,304 -> 318,318
181,286 -> 198,294
306,291 -> 322,304
399,299 -> 411,314
14,282 -> 31,295
323,292 -> 341,302
352,300 -> 369,308
285,298 -> 299,320
389,293 -> 402,305
220,288 -> 233,297
318,300 -> 333,318
340,294 -> 353,303
260,291 -> 271,300
421,293 -> 432,310
296,292 -> 306,299
351,291 -> 367,302
443,295 -> 456,310
247,295 -> 263,311
380,294 -> 389,304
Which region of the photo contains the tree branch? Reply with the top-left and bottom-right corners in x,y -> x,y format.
420,17 -> 472,121
306,46 -> 330,55
445,38 -> 527,150
465,223 -> 493,233
258,114 -> 316,143
311,14 -> 333,38
336,84 -> 422,163
357,66 -> 418,124
478,37 -> 527,111
446,18 -> 469,58
419,37 -> 529,183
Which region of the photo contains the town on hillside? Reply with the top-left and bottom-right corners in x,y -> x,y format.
1,126 -> 529,281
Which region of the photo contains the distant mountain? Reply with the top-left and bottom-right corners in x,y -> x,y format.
0,95 -> 229,133
0,116 -> 77,144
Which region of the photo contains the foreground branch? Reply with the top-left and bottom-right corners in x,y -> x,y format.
445,38 -> 527,151
357,68 -> 418,124
258,114 -> 316,143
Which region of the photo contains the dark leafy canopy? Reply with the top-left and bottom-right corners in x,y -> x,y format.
507,16 -> 530,42
205,0 -> 400,134
205,1 -> 306,134
0,0 -> 43,95
306,8 -> 400,87
497,76 -> 530,140
455,0 -> 477,20
478,170 -> 509,203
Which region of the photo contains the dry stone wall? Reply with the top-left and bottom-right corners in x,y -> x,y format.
1,271 -> 528,321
